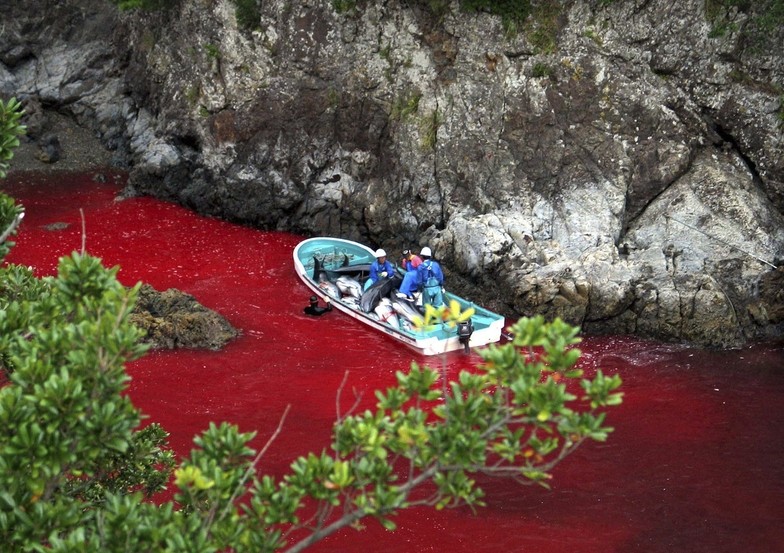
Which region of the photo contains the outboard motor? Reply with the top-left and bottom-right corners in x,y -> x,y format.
457,318 -> 474,354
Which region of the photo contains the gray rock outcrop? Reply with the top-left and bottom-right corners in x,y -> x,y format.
130,284 -> 239,350
2,0 -> 783,347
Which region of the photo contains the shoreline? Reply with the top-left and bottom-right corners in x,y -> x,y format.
7,111 -> 115,175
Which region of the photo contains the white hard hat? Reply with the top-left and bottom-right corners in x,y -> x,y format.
420,246 -> 432,257
374,248 -> 387,257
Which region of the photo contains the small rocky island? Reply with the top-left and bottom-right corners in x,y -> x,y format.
130,284 -> 239,351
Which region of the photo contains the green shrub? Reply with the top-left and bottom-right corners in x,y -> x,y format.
109,0 -> 172,10
231,0 -> 261,30
527,0 -> 560,53
0,97 -> 24,180
391,90 -> 423,120
204,43 -> 220,59
332,0 -> 358,13
460,0 -> 533,34
420,109 -> 440,150
705,0 -> 784,49
532,62 -> 551,78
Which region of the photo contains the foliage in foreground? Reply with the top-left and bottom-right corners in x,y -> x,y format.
0,96 -> 622,551
0,97 -> 25,180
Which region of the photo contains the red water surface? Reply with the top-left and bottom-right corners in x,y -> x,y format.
3,171 -> 784,553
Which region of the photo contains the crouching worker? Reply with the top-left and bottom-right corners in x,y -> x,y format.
304,295 -> 332,316
417,247 -> 445,307
397,249 -> 422,300
400,249 -> 423,270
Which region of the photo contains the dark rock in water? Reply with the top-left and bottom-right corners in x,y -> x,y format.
130,284 -> 239,350
42,222 -> 69,231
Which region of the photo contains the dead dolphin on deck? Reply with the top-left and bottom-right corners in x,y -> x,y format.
391,295 -> 423,325
317,272 -> 341,300
373,298 -> 400,328
336,275 -> 363,299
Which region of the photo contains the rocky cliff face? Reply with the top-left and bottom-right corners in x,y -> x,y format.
2,0 -> 783,347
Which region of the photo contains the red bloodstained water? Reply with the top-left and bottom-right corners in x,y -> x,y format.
3,170 -> 783,552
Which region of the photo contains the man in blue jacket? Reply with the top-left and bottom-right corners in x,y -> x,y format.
364,248 -> 395,290
417,246 -> 444,307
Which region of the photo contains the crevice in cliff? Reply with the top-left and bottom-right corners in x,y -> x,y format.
617,129 -> 702,245
616,174 -> 671,251
432,95 -> 446,231
173,133 -> 201,153
706,114 -> 764,186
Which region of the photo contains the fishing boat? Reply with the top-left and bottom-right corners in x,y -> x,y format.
293,237 -> 506,355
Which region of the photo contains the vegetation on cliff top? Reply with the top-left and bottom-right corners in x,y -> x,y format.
109,0 -> 784,59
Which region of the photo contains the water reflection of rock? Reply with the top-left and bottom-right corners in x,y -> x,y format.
130,284 -> 239,351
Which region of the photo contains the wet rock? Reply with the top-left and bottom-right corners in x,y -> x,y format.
129,284 -> 239,350
42,222 -> 69,231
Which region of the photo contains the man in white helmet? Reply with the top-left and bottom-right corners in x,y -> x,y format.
364,248 -> 396,290
416,246 -> 445,307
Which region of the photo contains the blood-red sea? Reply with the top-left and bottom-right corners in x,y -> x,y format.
3,170 -> 783,552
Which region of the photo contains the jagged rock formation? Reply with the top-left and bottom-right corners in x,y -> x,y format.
130,284 -> 239,350
2,0 -> 783,347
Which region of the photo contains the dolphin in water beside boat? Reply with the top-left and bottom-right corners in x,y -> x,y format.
336,275 -> 363,299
